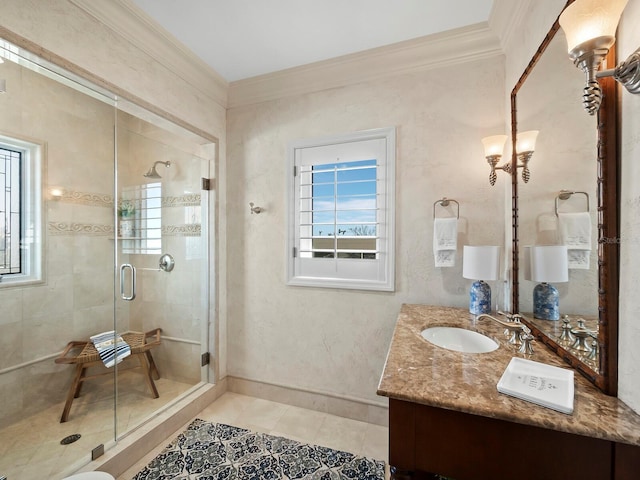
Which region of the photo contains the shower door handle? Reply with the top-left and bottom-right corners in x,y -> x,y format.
120,263 -> 137,301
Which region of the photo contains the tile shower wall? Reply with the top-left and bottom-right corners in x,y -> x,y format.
618,0 -> 640,414
226,56 -> 505,406
0,57 -> 116,427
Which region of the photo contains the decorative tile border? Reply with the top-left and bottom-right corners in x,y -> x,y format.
162,193 -> 201,207
51,190 -> 114,207
49,189 -> 200,208
47,222 -> 201,237
162,224 -> 201,237
48,222 -> 114,236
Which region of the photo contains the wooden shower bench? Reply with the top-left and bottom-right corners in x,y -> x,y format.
55,328 -> 162,422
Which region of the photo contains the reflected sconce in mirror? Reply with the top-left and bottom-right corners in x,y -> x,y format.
482,134 -> 507,186
482,131 -> 538,186
530,245 -> 569,321
463,245 -> 501,315
559,0 -> 638,115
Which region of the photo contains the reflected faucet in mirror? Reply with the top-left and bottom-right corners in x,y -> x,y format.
482,130 -> 538,185
559,0 -> 639,115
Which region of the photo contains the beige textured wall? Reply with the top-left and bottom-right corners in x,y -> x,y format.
618,0 -> 640,414
226,58 -> 506,405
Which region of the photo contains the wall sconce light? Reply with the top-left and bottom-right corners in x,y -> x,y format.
559,0 -> 638,115
48,186 -> 65,200
482,131 -> 538,186
515,130 -> 539,183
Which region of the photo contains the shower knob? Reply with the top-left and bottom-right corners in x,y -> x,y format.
159,253 -> 175,272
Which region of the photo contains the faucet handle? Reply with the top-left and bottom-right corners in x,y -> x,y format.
518,331 -> 535,355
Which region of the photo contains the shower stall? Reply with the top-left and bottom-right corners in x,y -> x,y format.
0,38 -> 216,479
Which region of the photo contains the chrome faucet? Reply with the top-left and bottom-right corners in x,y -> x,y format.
476,311 -> 530,347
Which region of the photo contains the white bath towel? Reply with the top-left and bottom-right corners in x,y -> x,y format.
558,212 -> 591,269
433,217 -> 458,267
90,330 -> 131,368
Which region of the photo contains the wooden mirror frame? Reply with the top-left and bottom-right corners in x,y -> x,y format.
510,1 -> 619,396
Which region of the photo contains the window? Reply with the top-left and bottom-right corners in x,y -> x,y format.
287,127 -> 395,291
0,135 -> 42,286
119,183 -> 162,254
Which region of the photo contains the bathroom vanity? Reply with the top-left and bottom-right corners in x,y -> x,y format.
377,305 -> 640,480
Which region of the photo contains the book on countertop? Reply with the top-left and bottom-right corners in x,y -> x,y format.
497,357 -> 575,414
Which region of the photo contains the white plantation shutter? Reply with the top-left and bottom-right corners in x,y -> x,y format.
287,128 -> 395,291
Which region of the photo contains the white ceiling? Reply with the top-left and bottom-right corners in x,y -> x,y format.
131,0 -> 494,82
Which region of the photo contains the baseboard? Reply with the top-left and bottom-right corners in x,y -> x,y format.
226,375 -> 389,427
76,379 -> 228,478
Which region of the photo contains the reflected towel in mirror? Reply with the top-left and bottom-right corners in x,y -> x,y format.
558,212 -> 591,269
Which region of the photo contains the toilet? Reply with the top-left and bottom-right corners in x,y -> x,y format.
62,472 -> 115,480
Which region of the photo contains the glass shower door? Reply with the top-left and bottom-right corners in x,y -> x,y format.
114,106 -> 212,437
0,38 -> 119,479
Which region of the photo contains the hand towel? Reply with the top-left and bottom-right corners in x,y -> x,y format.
433,217 -> 458,267
90,330 -> 131,368
558,212 -> 591,269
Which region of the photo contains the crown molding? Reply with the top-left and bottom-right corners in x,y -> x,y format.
69,0 -> 228,108
228,23 -> 502,109
489,0 -> 535,53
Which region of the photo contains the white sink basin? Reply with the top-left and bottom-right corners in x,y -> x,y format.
421,326 -> 499,354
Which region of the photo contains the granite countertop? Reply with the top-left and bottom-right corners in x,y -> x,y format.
377,304 -> 640,446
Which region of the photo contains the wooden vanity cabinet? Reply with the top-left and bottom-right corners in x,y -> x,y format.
389,399 -> 640,480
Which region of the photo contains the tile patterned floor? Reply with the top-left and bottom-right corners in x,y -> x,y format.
117,392 -> 389,479
0,371 -> 193,480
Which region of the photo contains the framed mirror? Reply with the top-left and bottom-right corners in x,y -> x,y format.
511,0 -> 619,395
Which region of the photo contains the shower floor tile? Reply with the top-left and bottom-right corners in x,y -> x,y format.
0,370 -> 193,480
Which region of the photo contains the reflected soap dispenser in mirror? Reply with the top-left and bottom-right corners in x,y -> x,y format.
530,245 -> 569,321
463,246 -> 501,315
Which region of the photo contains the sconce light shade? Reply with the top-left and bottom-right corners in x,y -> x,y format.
559,0 -> 635,115
559,0 -> 628,53
530,245 -> 569,321
481,135 -> 507,158
516,130 -> 539,154
463,246 -> 501,315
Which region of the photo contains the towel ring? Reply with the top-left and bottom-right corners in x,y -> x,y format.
433,197 -> 460,219
555,190 -> 590,217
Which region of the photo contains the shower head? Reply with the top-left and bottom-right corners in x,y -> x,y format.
144,160 -> 171,179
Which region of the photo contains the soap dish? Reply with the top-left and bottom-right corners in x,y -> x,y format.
497,357 -> 575,414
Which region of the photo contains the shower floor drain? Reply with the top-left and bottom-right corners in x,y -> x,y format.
60,434 -> 81,445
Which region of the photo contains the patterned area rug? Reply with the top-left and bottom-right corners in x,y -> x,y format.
133,418 -> 385,480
